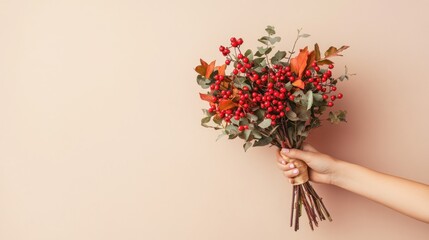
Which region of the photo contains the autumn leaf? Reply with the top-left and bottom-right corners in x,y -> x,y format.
292,79 -> 305,89
219,99 -> 237,111
290,47 -> 309,79
316,59 -> 334,66
324,46 -> 349,58
199,93 -> 215,102
194,59 -> 216,79
216,64 -> 226,76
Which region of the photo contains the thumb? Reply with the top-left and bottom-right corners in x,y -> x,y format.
280,148 -> 318,165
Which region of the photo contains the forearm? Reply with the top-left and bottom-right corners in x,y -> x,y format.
333,161 -> 429,223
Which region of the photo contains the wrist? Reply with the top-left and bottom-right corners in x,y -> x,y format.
330,159 -> 351,187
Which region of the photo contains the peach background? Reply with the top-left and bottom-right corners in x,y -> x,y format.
0,0 -> 428,239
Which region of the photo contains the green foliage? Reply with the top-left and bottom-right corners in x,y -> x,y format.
195,25 -> 351,151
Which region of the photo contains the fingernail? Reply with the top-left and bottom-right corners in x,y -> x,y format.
289,163 -> 295,168
281,148 -> 290,154
281,160 -> 286,165
293,169 -> 299,174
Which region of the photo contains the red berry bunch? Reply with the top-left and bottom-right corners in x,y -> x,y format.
196,26 -> 350,150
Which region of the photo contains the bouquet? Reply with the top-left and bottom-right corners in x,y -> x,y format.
195,26 -> 351,231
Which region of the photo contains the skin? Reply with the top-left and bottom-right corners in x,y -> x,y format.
276,143 -> 429,224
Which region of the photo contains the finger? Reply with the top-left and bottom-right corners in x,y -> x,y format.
277,150 -> 291,164
280,148 -> 318,165
283,168 -> 300,178
276,162 -> 296,171
302,143 -> 319,153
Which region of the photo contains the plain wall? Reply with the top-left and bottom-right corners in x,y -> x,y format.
0,0 -> 428,239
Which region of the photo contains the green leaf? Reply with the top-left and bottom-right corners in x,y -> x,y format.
196,75 -> 212,89
216,132 -> 227,141
243,129 -> 252,141
286,110 -> 299,121
299,33 -> 311,38
254,109 -> 266,120
230,117 -> 239,125
243,141 -> 253,152
297,123 -> 308,137
239,118 -> 249,126
269,36 -> 281,44
313,93 -> 323,102
295,105 -> 310,121
285,82 -> 293,91
271,50 -> 287,64
252,130 -> 263,139
253,57 -> 265,65
306,90 -> 313,110
329,110 -> 347,124
244,49 -> 252,57
225,124 -> 239,135
253,136 -> 273,147
201,116 -> 211,124
265,26 -> 276,35
246,113 -> 258,122
258,118 -> 272,128
258,36 -> 269,45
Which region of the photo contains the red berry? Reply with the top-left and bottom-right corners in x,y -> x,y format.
285,107 -> 291,112
243,125 -> 249,130
230,37 -> 237,43
219,46 -> 225,52
289,95 -> 295,101
305,70 -> 311,77
237,38 -> 243,45
314,66 -> 320,72
238,125 -> 245,131
328,64 -> 334,69
233,69 -> 238,75
238,53 -> 243,59
337,93 -> 343,99
331,95 -> 336,101
331,86 -> 337,91
311,62 -> 317,67
243,86 -> 249,91
327,102 -> 334,107
243,57 -> 249,63
225,59 -> 231,65
322,94 -> 328,100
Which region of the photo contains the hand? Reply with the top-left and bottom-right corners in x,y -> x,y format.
276,143 -> 340,185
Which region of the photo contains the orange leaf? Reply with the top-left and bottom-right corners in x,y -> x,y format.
195,59 -> 208,75
292,79 -> 305,89
324,45 -> 349,58
215,64 -> 226,76
205,61 -> 216,79
199,93 -> 215,102
219,99 -> 237,111
316,59 -> 334,66
290,47 -> 309,79
194,59 -> 216,79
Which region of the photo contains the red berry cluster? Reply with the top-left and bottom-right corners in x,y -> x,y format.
207,37 -> 345,131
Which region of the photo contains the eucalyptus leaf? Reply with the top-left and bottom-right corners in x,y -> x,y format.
306,91 -> 313,110
265,26 -> 275,35
243,141 -> 253,152
269,36 -> 281,44
258,118 -> 272,128
253,136 -> 273,147
286,110 -> 299,121
246,113 -> 258,122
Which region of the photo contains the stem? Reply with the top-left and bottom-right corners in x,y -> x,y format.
287,28 -> 302,64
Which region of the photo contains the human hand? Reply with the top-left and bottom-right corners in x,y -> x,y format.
276,143 -> 340,185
